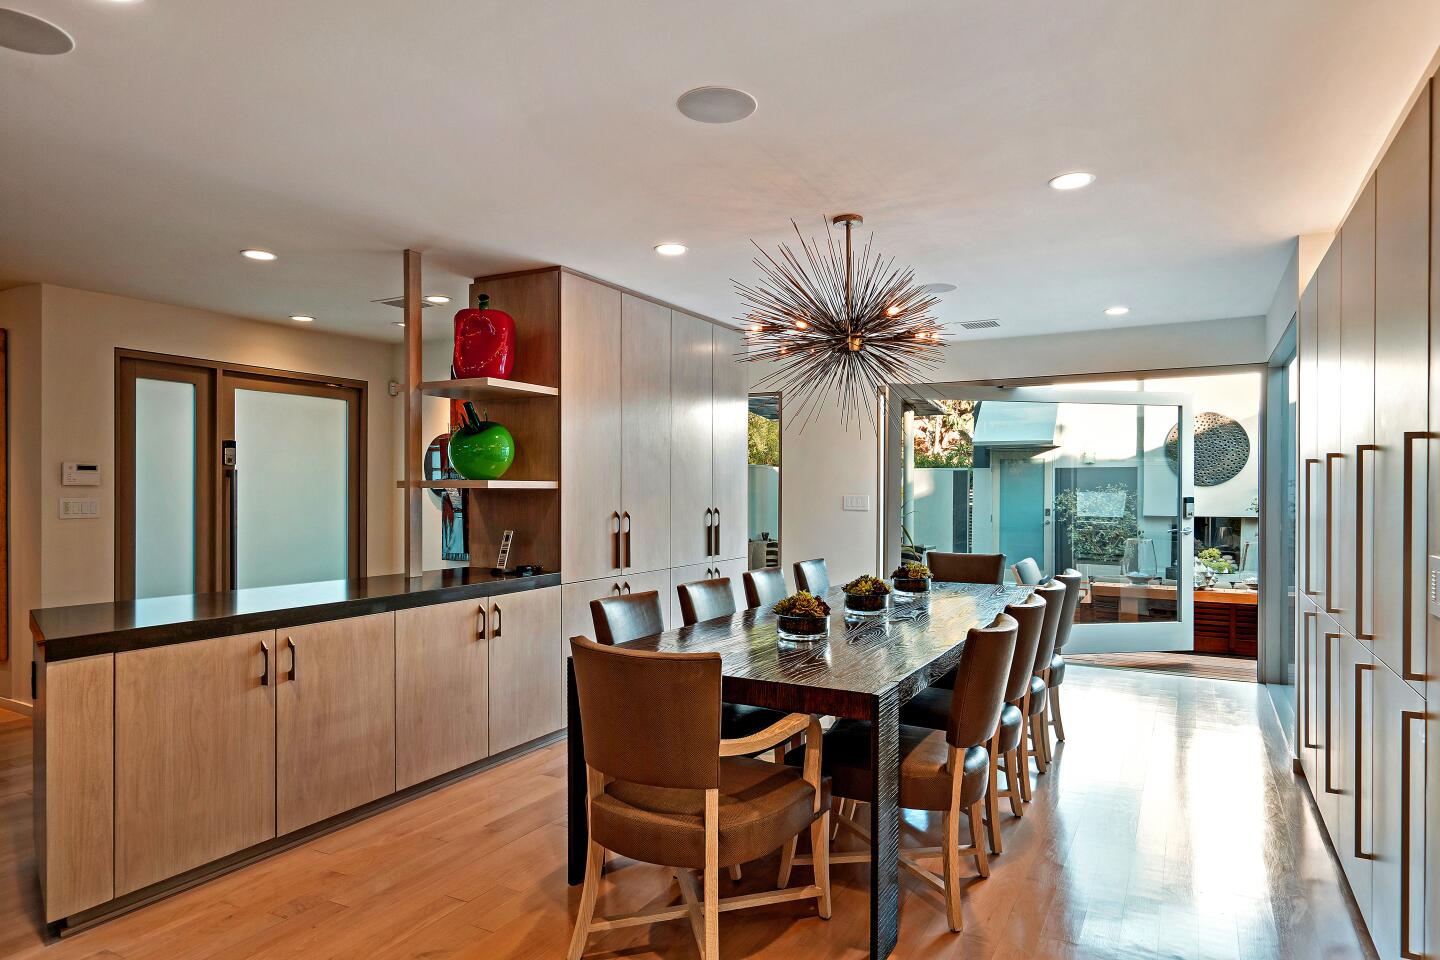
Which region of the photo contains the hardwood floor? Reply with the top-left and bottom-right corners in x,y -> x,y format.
1063,652 -> 1258,683
0,669 -> 1374,959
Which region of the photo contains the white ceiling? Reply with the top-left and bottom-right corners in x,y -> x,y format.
3,1 -> 1439,342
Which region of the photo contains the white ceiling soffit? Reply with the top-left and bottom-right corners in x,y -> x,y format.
2,0 -> 1438,341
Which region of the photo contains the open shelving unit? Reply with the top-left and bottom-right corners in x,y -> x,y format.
418,377 -> 558,401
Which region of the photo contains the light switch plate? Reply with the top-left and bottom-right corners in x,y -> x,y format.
60,498 -> 100,519
842,495 -> 870,512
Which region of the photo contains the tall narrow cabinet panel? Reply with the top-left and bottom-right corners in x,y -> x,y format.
1300,602 -> 1322,790
276,612 -> 396,835
621,295 -> 673,575
1316,616 -> 1342,834
1316,243 -> 1344,617
711,325 -> 749,563
1299,279 -> 1321,607
672,312 -> 714,566
1338,178 -> 1376,642
1335,631 -> 1374,925
114,632 -> 276,896
395,599 -> 489,790
1374,85 -> 1431,689
1426,76 -> 1440,960
561,274 -> 623,583
1368,659 -> 1425,960
489,585 -> 564,753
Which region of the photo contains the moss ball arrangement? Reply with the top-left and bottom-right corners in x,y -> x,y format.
773,591 -> 830,642
891,561 -> 932,596
842,574 -> 891,615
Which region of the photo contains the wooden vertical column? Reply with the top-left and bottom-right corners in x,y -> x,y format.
403,250 -> 423,577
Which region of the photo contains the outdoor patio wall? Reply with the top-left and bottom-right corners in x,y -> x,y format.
753,315 -> 1268,587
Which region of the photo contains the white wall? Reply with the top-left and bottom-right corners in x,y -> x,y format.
760,315 -> 1268,586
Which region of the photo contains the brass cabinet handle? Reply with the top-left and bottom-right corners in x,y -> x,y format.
1400,709 -> 1426,959
1401,432 -> 1433,681
621,511 -> 632,569
1353,662 -> 1375,860
1303,458 -> 1320,596
1354,444 -> 1378,641
477,604 -> 488,641
492,603 -> 502,639
1302,611 -> 1318,748
704,508 -> 714,557
260,640 -> 271,687
1324,452 -> 1343,613
611,512 -> 622,570
286,637 -> 297,682
1323,633 -> 1339,795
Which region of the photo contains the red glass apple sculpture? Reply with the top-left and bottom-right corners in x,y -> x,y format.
452,294 -> 516,379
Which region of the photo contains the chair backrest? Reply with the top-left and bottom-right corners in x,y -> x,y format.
1011,557 -> 1043,586
590,591 -> 665,646
1053,569 -> 1084,651
793,558 -> 830,597
1032,580 -> 1067,674
743,568 -> 787,610
927,551 -> 1005,585
1002,594 -> 1046,704
569,637 -> 721,789
677,578 -> 737,627
945,613 -> 1018,749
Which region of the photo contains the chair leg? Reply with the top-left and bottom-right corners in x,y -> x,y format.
1050,684 -> 1067,741
703,790 -> 719,960
778,835 -> 797,888
984,739 -> 1002,855
810,813 -> 832,919
1006,749 -> 1027,813
728,864 -> 743,881
1030,713 -> 1049,773
941,810 -> 963,932
969,801 -> 990,879
567,839 -> 605,960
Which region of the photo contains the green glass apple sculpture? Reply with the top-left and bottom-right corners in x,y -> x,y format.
447,402 -> 515,480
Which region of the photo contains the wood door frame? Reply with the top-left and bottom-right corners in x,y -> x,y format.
115,350 -> 368,600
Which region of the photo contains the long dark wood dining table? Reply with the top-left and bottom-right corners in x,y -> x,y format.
565,580 -> 1032,959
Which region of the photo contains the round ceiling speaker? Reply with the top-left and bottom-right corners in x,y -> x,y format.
920,283 -> 958,295
676,86 -> 757,124
0,9 -> 74,55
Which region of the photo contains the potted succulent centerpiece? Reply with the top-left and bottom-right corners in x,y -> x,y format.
890,561 -> 932,599
842,575 -> 891,617
773,591 -> 831,643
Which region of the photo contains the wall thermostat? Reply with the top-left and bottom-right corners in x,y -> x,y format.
62,462 -> 101,486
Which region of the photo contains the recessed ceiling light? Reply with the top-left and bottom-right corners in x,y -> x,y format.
1048,172 -> 1096,191
240,248 -> 277,261
920,282 -> 957,295
289,315 -> 315,323
1104,305 -> 1130,317
0,10 -> 75,55
676,86 -> 757,124
424,295 -> 451,304
655,243 -> 688,257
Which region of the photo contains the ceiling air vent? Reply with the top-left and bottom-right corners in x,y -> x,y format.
959,318 -> 1001,330
372,297 -> 438,309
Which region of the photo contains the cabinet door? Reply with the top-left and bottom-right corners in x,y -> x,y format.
712,325 -> 749,562
1374,87 -> 1431,689
1299,279 -> 1322,604
489,585 -> 563,753
618,568 -> 674,631
562,577 -> 623,646
276,612 -> 395,835
672,312 -> 714,565
1369,660 -> 1425,960
622,295 -> 672,575
1299,603 -> 1322,789
1316,618 -> 1342,833
115,631 -> 276,895
1335,631 -> 1373,925
562,273 -> 623,583
1317,243 -> 1344,617
395,599 -> 489,790
1339,179 -> 1376,642
713,557 -> 749,612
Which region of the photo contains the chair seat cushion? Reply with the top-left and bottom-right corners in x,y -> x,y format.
994,703 -> 1024,754
1048,654 -> 1065,686
592,756 -> 828,870
722,702 -> 790,741
1027,675 -> 1048,716
898,686 -> 951,732
787,720 -> 988,813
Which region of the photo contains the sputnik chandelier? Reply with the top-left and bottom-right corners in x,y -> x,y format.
736,213 -> 946,427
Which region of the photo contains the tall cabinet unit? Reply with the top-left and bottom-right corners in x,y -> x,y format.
1296,79 -> 1437,960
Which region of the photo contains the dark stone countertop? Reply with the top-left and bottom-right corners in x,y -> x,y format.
31,568 -> 561,661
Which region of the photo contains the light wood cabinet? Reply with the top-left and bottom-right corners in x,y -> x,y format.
669,560 -> 746,625
561,273 -> 623,583
1338,177 -> 1376,642
489,585 -> 564,753
712,325 -> 749,562
114,631 -> 276,896
395,599 -> 489,790
1316,616 -> 1342,835
621,295 -> 673,575
672,312 -> 715,566
276,612 -> 396,835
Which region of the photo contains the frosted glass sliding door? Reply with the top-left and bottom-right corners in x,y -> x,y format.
133,379 -> 197,599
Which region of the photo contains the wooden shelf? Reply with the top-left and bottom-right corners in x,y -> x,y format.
418,378 -> 557,401
396,479 -> 558,491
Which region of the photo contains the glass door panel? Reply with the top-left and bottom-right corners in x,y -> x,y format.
133,379 -> 197,599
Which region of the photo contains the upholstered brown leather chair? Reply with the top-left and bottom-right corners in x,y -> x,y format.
792,614 -> 1017,932
1026,580 -> 1067,775
743,567 -> 787,610
567,637 -> 831,959
926,551 -> 1005,585
793,558 -> 830,597
899,594 -> 1045,853
1046,569 -> 1084,744
1011,557 -> 1043,586
677,578 -> 737,627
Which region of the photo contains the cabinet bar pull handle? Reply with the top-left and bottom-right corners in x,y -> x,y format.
492,603 -> 502,639
1323,633 -> 1338,794
477,604 -> 488,641
286,637 -> 297,682
621,581 -> 631,595
1400,709 -> 1425,959
611,512 -> 622,571
621,511 -> 632,569
1302,611 -> 1317,748
1324,453 -> 1343,614
713,507 -> 721,558
260,640 -> 271,686
1303,458 -> 1320,596
1355,444 -> 1377,640
1401,432 -> 1432,681
704,508 -> 714,557
1353,662 -> 1375,860
611,582 -> 622,596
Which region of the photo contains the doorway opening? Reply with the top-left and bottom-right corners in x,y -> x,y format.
747,393 -> 781,571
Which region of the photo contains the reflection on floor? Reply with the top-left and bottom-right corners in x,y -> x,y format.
0,667 -> 1370,959
1065,651 -> 1258,683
